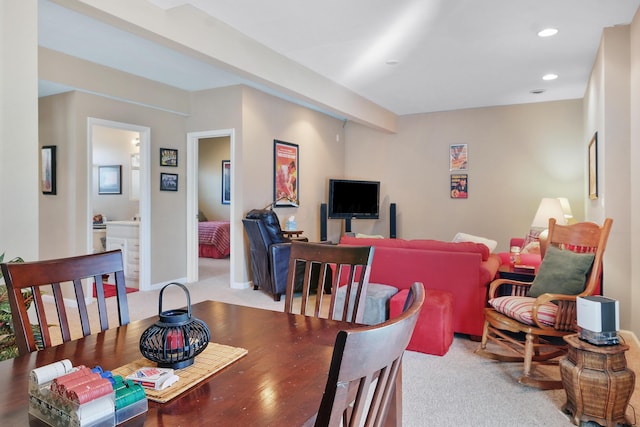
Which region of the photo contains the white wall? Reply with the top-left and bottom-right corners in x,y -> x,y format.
631,4 -> 640,339
583,25 -> 634,331
0,1 -> 39,262
38,89 -> 187,284
187,86 -> 346,286
344,100 -> 584,250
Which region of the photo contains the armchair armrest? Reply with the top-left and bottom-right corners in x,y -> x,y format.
488,278 -> 533,299
270,242 -> 292,295
531,293 -> 580,331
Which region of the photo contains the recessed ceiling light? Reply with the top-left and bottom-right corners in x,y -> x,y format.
543,73 -> 558,81
385,59 -> 399,65
538,28 -> 559,37
530,89 -> 545,94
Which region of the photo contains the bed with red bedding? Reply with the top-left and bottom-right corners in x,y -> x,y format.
198,220 -> 231,258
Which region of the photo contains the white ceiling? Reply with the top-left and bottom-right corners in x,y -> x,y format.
39,0 -> 640,118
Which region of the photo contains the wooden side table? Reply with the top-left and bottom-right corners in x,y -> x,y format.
282,230 -> 304,239
560,334 -> 635,427
497,264 -> 536,282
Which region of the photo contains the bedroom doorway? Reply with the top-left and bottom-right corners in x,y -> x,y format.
87,118 -> 151,291
186,129 -> 236,285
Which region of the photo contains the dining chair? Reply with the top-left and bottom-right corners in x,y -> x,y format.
283,241 -> 374,323
1,250 -> 130,356
476,218 -> 613,389
313,282 -> 425,427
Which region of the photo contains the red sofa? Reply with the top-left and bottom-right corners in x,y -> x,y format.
339,236 -> 501,337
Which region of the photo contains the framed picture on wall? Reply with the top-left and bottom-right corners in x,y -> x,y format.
98,165 -> 122,195
160,172 -> 178,191
41,145 -> 57,195
221,160 -> 231,204
450,174 -> 468,199
273,140 -> 299,207
588,132 -> 598,200
449,144 -> 468,171
160,148 -> 178,167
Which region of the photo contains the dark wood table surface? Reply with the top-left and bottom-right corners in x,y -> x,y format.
0,300 -> 401,426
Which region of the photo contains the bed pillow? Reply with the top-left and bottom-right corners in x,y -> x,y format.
527,246 -> 595,298
198,210 -> 208,222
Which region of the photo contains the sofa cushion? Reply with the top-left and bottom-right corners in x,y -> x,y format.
451,232 -> 498,253
489,296 -> 557,327
527,246 -> 595,298
405,239 -> 490,261
339,236 -> 489,260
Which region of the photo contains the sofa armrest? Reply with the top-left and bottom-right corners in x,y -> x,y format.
510,237 -> 525,248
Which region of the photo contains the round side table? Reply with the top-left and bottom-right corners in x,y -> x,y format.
560,334 -> 635,427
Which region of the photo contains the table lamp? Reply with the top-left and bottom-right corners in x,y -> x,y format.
139,283 -> 210,369
531,198 -> 568,230
557,197 -> 575,224
528,198 -> 568,246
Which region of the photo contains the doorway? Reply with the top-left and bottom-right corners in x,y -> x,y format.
87,118 -> 151,291
186,129 -> 237,285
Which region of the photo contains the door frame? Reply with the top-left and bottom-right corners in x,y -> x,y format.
87,118 -> 151,291
186,129 -> 238,285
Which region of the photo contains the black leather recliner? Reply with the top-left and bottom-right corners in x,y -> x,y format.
242,209 -> 306,301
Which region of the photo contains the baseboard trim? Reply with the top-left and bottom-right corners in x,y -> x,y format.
231,280 -> 251,290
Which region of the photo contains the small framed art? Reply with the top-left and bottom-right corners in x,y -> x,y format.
160,172 -> 178,191
449,144 -> 468,171
160,148 -> 178,167
450,174 -> 468,199
98,165 -> 122,195
41,145 -> 57,195
221,160 -> 231,204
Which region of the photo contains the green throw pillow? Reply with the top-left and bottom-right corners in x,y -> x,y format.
527,245 -> 595,298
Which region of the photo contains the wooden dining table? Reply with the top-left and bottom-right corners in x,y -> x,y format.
0,300 -> 402,426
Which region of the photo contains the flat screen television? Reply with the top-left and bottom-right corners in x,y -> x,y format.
328,179 -> 380,219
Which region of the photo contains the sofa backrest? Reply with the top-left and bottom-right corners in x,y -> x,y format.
339,236 -> 490,261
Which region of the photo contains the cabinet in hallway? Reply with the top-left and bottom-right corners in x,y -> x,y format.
106,221 -> 140,280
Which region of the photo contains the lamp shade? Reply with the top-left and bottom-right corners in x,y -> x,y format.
531,198 -> 567,229
557,197 -> 574,223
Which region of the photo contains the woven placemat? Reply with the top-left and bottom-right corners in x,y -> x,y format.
112,343 -> 248,403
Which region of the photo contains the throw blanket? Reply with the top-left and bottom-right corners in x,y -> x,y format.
198,221 -> 231,258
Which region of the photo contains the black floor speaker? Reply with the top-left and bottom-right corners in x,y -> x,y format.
320,203 -> 327,241
390,203 -> 397,238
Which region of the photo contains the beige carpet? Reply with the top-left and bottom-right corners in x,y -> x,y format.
45,257 -> 639,426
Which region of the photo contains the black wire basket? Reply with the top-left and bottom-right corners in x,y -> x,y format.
139,282 -> 210,369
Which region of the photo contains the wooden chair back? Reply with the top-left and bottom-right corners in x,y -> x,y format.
314,282 -> 425,427
1,250 -> 130,356
544,217 -> 613,298
284,242 -> 374,323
